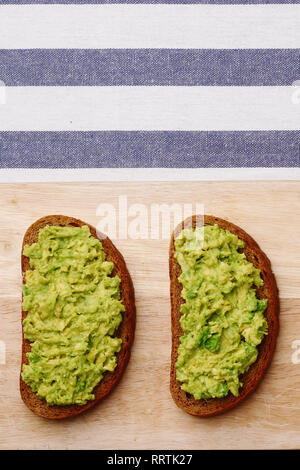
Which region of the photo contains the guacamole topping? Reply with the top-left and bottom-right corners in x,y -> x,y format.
174,224 -> 268,400
22,225 -> 125,406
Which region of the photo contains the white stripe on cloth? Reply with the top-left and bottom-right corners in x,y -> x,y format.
0,4 -> 299,49
0,168 -> 299,182
0,86 -> 298,131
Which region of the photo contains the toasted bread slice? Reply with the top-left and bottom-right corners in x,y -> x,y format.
20,215 -> 136,419
170,215 -> 279,417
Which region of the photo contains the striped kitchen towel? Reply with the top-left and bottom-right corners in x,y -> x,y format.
0,1 -> 299,180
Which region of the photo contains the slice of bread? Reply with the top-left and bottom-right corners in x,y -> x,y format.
20,215 -> 136,419
169,215 -> 279,417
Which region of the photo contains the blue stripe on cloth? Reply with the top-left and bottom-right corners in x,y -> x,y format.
0,131 -> 299,168
0,49 -> 298,86
0,1 -> 299,4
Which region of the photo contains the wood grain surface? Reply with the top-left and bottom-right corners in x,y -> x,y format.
0,181 -> 300,450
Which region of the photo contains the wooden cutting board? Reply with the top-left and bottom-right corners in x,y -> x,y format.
0,181 -> 300,450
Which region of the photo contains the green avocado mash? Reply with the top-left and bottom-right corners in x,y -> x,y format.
21,225 -> 125,406
174,224 -> 268,400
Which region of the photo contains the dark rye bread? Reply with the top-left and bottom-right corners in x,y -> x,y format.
20,215 -> 136,419
170,215 -> 279,417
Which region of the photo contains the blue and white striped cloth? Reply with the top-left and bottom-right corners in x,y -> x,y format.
0,1 -> 299,180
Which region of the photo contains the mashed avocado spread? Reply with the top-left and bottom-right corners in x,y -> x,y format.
22,225 -> 125,406
174,224 -> 268,400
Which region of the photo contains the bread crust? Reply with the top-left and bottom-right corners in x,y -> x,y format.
20,215 -> 136,419
170,215 -> 279,417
